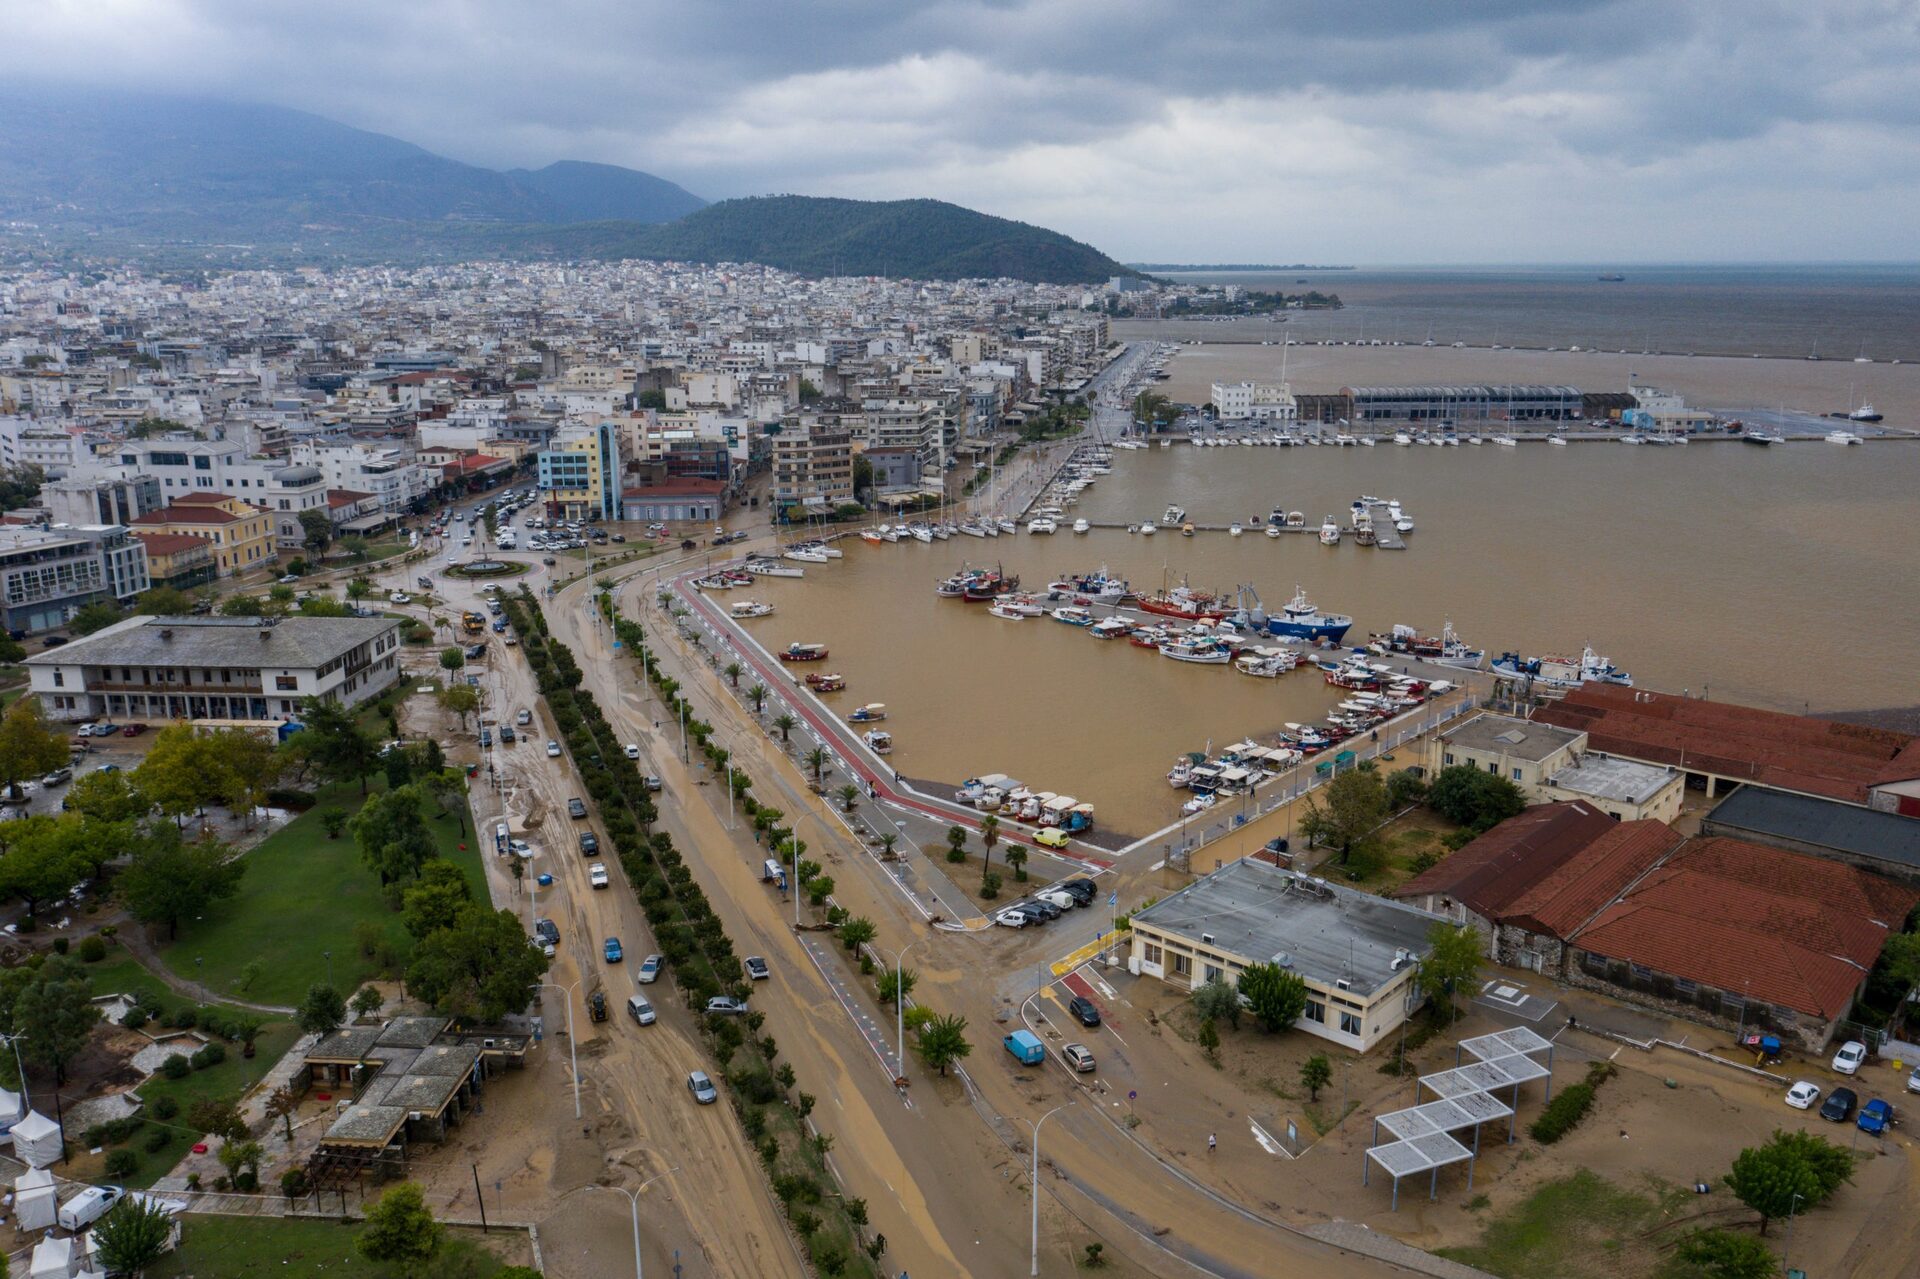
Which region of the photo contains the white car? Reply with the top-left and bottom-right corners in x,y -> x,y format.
588,862 -> 609,889
993,908 -> 1031,929
388,591 -> 411,604
1785,1080 -> 1822,1110
1832,1040 -> 1868,1074
546,740 -> 562,757
624,744 -> 641,759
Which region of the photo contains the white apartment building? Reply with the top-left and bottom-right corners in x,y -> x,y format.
288,442 -> 430,514
27,614 -> 403,724
0,525 -> 151,634
102,437 -> 278,498
1211,381 -> 1298,421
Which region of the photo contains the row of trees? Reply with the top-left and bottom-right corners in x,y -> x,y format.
1297,762 -> 1526,881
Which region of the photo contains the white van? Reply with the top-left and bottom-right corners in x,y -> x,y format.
59,1185 -> 125,1230
626,995 -> 656,1026
494,821 -> 509,855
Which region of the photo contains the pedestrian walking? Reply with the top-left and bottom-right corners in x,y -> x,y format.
1208,1133 -> 1217,1154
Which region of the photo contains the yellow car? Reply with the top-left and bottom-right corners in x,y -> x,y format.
1034,828 -> 1071,849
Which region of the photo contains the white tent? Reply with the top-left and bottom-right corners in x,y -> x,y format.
15,1166 -> 57,1230
11,1111 -> 61,1169
0,1084 -> 22,1132
29,1234 -> 80,1279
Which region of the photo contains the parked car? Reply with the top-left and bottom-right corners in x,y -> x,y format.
603,936 -> 624,963
1833,1041 -> 1868,1075
1034,828 -> 1071,849
1067,995 -> 1102,1027
464,642 -> 487,659
588,863 -> 609,889
479,728 -> 492,748
687,1070 -> 718,1104
1785,1081 -> 1821,1110
1062,1043 -> 1096,1073
1907,1065 -> 1920,1095
745,956 -> 770,981
1056,878 -> 1097,905
1003,1029 -> 1045,1065
546,740 -> 562,757
578,831 -> 599,854
642,775 -> 663,792
1820,1087 -> 1858,1123
625,744 -> 641,759
567,798 -> 588,819
517,709 -> 533,725
388,591 -> 411,604
705,996 -> 749,1016
1024,899 -> 1063,921
499,726 -> 515,744
1036,889 -> 1078,911
993,908 -> 1032,929
1857,1097 -> 1894,1134
40,768 -> 71,786
638,954 -> 663,984
121,722 -> 149,736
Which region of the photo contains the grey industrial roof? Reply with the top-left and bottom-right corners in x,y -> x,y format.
1706,786 -> 1920,871
25,615 -> 396,670
376,1017 -> 451,1050
1547,754 -> 1676,805
1441,714 -> 1584,763
1130,857 -> 1440,997
307,1027 -> 384,1062
1345,385 -> 1582,399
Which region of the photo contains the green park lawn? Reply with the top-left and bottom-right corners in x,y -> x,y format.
156,783 -> 488,1009
146,1215 -> 518,1277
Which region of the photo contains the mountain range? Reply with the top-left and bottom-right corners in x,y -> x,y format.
0,89 -> 1132,283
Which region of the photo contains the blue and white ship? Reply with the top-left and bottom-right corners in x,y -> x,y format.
1265,586 -> 1353,643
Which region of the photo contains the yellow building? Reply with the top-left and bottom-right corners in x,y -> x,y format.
129,492 -> 276,579
537,422 -> 621,520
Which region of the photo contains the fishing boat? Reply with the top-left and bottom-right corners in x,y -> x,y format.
989,599 -> 1040,620
1071,518 -> 1090,534
1234,649 -> 1298,678
1265,524 -> 1282,538
1048,570 -> 1131,602
779,642 -> 830,662
747,559 -> 805,578
1849,404 -> 1883,423
1266,586 -> 1353,643
1158,636 -> 1232,665
1168,754 -> 1201,788
1547,435 -> 1568,447
1050,606 -> 1095,627
1370,621 -> 1484,669
860,527 -> 885,545
962,568 -> 1019,601
847,703 -> 888,723
1128,624 -> 1172,649
863,730 -> 893,755
1492,646 -> 1632,688
692,573 -> 739,591
729,600 -> 775,619
804,671 -> 845,692
1088,617 -> 1133,640
935,573 -> 973,598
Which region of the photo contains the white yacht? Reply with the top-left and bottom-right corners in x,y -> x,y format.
1027,516 -> 1058,534
1071,518 -> 1090,534
1139,520 -> 1158,536
1826,430 -> 1863,445
1318,518 -> 1342,546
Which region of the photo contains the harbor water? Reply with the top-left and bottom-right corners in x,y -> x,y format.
740,439 -> 1918,837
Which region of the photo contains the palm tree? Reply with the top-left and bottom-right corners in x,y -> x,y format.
945,824 -> 968,864
878,832 -> 900,860
774,712 -> 798,743
980,815 -> 1000,872
1005,846 -> 1028,882
724,660 -> 743,687
748,684 -> 769,714
836,783 -> 860,813
804,747 -> 829,782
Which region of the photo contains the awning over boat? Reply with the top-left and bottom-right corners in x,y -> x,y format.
1217,766 -> 1252,783
1043,795 -> 1078,812
978,773 -> 1013,789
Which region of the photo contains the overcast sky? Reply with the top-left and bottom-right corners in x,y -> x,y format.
16,0 -> 1917,262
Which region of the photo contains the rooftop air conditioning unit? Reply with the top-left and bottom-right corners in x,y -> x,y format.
1201,933 -> 1214,945
1392,948 -> 1410,970
1336,978 -> 1352,991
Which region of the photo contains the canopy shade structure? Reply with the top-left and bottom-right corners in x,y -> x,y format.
1364,1131 -> 1474,1210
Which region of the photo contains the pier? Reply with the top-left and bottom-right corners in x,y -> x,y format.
1070,509 -> 1407,549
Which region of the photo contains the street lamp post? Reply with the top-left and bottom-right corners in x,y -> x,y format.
574,1168 -> 678,1279
531,980 -> 583,1119
883,939 -> 922,1079
786,809 -> 830,926
1783,1190 -> 1805,1275
1028,1103 -> 1074,1276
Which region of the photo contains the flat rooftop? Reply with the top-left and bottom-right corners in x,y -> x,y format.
1131,858 -> 1440,997
1547,754 -> 1676,805
1441,714 -> 1583,763
1706,786 -> 1920,873
24,614 -> 397,670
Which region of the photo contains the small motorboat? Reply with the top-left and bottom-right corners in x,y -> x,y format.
1139,520 -> 1158,536
863,729 -> 893,755
1072,518 -> 1091,534
847,703 -> 888,723
729,600 -> 775,619
780,643 -> 829,662
804,672 -> 846,692
1088,618 -> 1132,640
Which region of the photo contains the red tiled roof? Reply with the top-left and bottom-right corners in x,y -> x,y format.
172,491 -> 238,505
326,489 -> 375,507
1535,684 -> 1916,804
1571,837 -> 1920,1021
1395,802 -> 1615,916
132,532 -> 208,558
130,506 -> 244,526
1503,819 -> 1683,937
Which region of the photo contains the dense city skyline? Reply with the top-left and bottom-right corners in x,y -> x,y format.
12,0 -> 1914,263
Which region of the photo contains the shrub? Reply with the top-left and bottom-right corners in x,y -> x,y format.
1529,1082 -> 1596,1143
281,1168 -> 310,1199
136,989 -> 166,1016
104,1149 -> 139,1178
151,1096 -> 179,1121
143,1127 -> 171,1154
233,1170 -> 258,1192
160,1054 -> 191,1079
78,935 -> 107,962
167,1007 -> 198,1030
191,1042 -> 227,1070
266,788 -> 318,811
51,937 -> 68,955
121,1008 -> 149,1031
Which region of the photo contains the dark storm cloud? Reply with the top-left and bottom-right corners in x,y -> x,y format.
11,0 -> 1918,258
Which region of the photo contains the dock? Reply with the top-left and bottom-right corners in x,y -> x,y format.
1072,509 -> 1407,549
